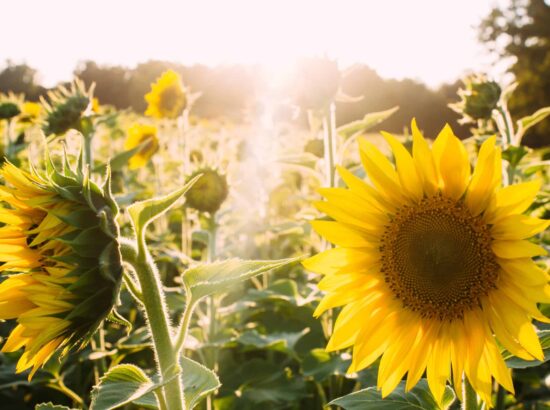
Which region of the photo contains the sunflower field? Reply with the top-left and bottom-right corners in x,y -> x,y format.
1,10 -> 550,408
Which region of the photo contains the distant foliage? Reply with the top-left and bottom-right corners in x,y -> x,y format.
480,0 -> 550,147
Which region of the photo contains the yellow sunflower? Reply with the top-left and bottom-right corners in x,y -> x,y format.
0,160 -> 122,379
303,120 -> 550,406
124,123 -> 159,169
144,70 -> 187,119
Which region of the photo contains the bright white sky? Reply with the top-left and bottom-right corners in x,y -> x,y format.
2,0 -> 504,88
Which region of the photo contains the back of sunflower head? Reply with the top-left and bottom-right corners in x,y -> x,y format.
0,150 -> 122,379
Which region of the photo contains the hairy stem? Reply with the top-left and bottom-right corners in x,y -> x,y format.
122,237 -> 185,410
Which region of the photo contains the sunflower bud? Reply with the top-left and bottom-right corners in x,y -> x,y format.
185,168 -> 228,214
0,156 -> 123,379
452,74 -> 501,122
124,124 -> 159,169
145,70 -> 188,119
0,102 -> 21,120
42,80 -> 92,136
292,57 -> 341,111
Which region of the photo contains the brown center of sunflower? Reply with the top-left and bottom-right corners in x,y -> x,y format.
159,86 -> 185,113
380,194 -> 499,320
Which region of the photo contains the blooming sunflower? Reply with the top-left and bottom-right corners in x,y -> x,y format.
303,120 -> 550,405
0,158 -> 123,379
145,70 -> 187,119
124,123 -> 159,169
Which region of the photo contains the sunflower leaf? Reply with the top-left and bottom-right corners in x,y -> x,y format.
90,363 -> 167,410
504,329 -> 550,368
328,380 -> 456,410
516,106 -> 550,142
35,404 -> 76,410
183,257 -> 301,304
133,356 -> 221,409
337,106 -> 399,139
127,175 -> 200,238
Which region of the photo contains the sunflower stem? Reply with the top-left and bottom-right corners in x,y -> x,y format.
205,213 -> 218,410
462,376 -> 479,410
123,235 -> 186,410
83,134 -> 93,171
494,105 -> 516,184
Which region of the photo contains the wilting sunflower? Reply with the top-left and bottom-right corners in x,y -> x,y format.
0,157 -> 123,379
124,123 -> 159,169
303,120 -> 550,405
144,70 -> 187,119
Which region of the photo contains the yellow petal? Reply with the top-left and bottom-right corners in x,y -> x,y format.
492,240 -> 547,259
491,293 -> 544,360
302,247 -> 380,275
484,339 -> 514,394
426,328 -> 451,404
485,180 -> 542,223
411,119 -> 439,195
498,258 -> 549,287
336,166 -> 393,213
491,215 -> 550,240
310,220 -> 376,248
465,136 -> 499,216
432,124 -> 471,200
381,131 -> 423,201
358,138 -> 406,205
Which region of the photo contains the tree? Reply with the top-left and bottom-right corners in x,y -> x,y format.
479,0 -> 550,146
0,61 -> 45,100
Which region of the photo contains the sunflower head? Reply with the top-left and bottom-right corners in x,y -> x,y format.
0,153 -> 123,379
451,74 -> 501,122
41,79 -> 92,136
0,102 -> 21,121
124,123 -> 159,170
185,168 -> 228,214
19,102 -> 42,123
292,57 -> 341,111
145,69 -> 187,119
304,120 -> 550,406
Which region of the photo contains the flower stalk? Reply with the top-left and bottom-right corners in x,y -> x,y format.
121,239 -> 186,410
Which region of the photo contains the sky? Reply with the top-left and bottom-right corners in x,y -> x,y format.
2,0 -> 504,88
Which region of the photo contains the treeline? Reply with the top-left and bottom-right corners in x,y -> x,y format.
0,59 -> 469,138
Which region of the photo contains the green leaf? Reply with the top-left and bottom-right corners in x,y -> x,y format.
504,329 -> 550,368
337,106 -> 399,139
93,143 -> 146,174
134,356 -> 221,410
127,175 -> 200,238
90,364 -> 160,410
502,145 -> 529,168
517,106 -> 550,139
35,404 -> 75,410
329,380 -> 456,410
182,257 -> 300,303
302,348 -> 350,382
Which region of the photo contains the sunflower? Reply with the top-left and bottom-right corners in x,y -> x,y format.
0,158 -> 123,379
144,70 -> 187,119
124,123 -> 159,169
303,120 -> 550,406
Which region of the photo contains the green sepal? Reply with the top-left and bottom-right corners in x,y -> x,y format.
55,208 -> 99,230
107,309 -> 132,334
